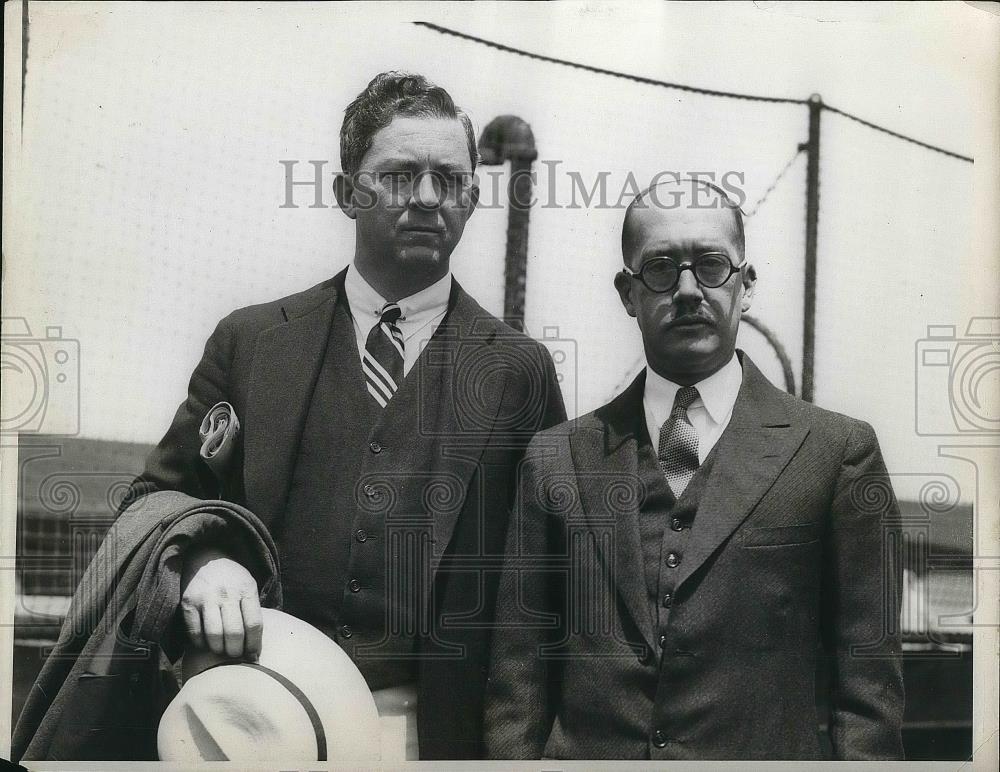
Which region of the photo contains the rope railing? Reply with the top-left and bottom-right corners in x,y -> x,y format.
414,21 -> 974,164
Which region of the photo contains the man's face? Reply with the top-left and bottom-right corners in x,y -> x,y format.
339,116 -> 478,282
615,197 -> 754,385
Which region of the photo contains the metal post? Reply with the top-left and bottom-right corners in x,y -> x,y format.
22,0 -> 31,137
477,116 -> 538,332
802,94 -> 822,403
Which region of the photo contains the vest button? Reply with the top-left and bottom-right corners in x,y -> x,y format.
662,592 -> 673,608
658,634 -> 667,649
665,552 -> 681,568
339,625 -> 353,639
355,529 -> 368,543
348,578 -> 361,593
652,729 -> 668,748
369,441 -> 382,454
671,518 -> 685,532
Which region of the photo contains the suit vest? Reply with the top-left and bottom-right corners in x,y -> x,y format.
279,296 -> 442,690
636,428 -> 719,645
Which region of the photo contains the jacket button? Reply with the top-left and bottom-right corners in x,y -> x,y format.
665,552 -> 681,568
348,579 -> 361,593
671,518 -> 685,531
355,529 -> 368,543
652,729 -> 668,748
363,485 -> 376,498
339,625 -> 353,639
662,592 -> 673,608
369,441 -> 382,454
658,634 -> 667,649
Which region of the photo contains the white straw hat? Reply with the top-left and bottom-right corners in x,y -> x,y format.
157,608 -> 380,763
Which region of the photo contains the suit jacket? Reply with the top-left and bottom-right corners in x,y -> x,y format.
127,268 -> 567,759
485,352 -> 904,760
13,492 -> 281,761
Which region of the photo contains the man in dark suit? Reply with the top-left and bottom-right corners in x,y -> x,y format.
128,71 -> 566,759
485,178 -> 904,760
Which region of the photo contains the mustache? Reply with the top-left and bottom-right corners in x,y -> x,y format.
665,308 -> 713,324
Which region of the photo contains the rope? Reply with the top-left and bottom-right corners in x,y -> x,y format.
822,105 -> 973,164
414,21 -> 974,164
744,145 -> 806,217
414,22 -> 805,105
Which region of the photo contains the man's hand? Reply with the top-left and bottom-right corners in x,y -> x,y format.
180,546 -> 262,660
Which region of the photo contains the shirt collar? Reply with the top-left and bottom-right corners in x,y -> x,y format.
395,270 -> 452,322
344,262 -> 452,330
644,353 -> 743,426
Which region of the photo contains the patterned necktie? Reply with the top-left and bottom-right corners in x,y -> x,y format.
363,302 -> 404,407
658,386 -> 700,499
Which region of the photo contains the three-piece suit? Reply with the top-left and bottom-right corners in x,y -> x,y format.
485,353 -> 904,760
127,267 -> 566,758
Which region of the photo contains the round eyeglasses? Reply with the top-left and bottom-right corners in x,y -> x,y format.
621,253 -> 744,293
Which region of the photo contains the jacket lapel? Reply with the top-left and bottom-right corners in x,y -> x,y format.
243,272 -> 343,526
673,354 -> 809,592
573,373 -> 657,653
242,272 -> 511,571
420,280 -> 511,579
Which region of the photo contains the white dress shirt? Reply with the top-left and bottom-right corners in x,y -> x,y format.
344,263 -> 451,377
643,354 -> 744,464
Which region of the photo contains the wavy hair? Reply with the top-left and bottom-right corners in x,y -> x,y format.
340,71 -> 478,175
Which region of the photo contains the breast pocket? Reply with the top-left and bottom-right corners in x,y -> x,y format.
740,521 -> 821,548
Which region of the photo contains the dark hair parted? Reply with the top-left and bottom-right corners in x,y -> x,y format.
340,71 -> 479,175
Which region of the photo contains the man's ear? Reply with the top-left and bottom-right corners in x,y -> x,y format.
740,263 -> 757,312
333,172 -> 357,220
614,270 -> 638,318
467,182 -> 480,215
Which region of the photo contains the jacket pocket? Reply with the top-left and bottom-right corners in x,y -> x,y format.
53,673 -> 153,759
740,521 -> 821,547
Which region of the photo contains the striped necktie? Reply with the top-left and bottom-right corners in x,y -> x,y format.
658,386 -> 700,498
363,302 -> 404,408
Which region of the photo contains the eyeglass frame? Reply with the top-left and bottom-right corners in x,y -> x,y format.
620,252 -> 747,293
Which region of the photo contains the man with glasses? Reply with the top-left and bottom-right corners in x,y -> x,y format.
485,178 -> 903,760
